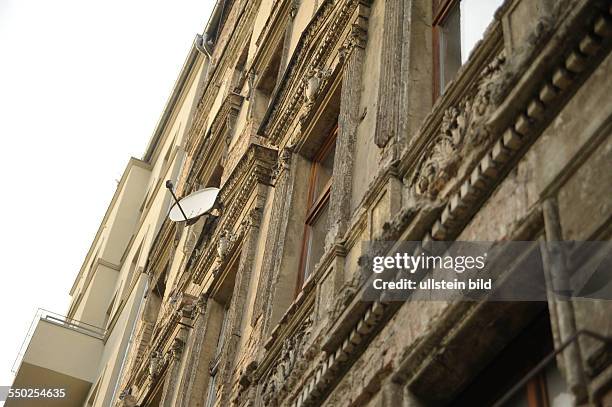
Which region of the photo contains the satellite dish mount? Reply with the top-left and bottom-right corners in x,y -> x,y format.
166,180 -> 188,221
165,180 -> 220,223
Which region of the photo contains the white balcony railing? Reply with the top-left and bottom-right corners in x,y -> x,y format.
11,308 -> 105,374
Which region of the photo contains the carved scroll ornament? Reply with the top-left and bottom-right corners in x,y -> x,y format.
414,54 -> 506,199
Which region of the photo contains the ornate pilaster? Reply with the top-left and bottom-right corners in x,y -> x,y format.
278,0 -> 302,83
158,300 -> 194,407
375,0 -> 404,148
158,344 -> 182,407
217,207 -> 264,406
328,1 -> 370,245
252,148 -> 295,328
178,293 -> 211,406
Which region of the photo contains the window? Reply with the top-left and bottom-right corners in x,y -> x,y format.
433,0 -> 504,96
203,251 -> 237,407
297,126 -> 337,291
453,310 -> 571,406
251,39 -> 284,126
205,306 -> 229,407
123,242 -> 143,300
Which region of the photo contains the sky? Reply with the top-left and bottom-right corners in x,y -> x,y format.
0,0 -> 214,387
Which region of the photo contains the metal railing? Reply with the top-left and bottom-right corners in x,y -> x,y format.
492,330 -> 612,406
11,308 -> 106,374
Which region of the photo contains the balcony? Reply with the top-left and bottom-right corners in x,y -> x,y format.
7,309 -> 105,407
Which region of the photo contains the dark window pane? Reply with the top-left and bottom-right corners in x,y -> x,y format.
304,203 -> 329,282
439,2 -> 462,92
313,143 -> 335,201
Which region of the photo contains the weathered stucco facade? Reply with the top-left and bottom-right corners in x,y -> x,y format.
107,0 -> 612,406
117,0 -> 612,406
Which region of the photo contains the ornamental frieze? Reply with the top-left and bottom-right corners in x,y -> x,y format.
190,144 -> 275,283
413,53 -> 506,200
260,313 -> 314,406
263,0 -> 368,143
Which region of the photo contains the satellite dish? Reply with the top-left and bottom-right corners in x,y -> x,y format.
167,182 -> 220,222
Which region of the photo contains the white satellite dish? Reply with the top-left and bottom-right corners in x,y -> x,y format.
167,182 -> 220,222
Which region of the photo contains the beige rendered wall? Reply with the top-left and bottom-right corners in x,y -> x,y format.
23,320 -> 104,383
81,53 -> 207,407
350,0 -> 384,212
69,161 -> 151,312
90,276 -> 148,407
100,164 -> 151,266
72,262 -> 119,328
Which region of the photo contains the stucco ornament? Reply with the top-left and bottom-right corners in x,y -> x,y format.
271,147 -> 293,183
118,386 -> 138,407
217,230 -> 231,259
303,67 -> 332,108
148,351 -> 163,378
415,53 -> 506,199
415,106 -> 465,199
469,54 -> 507,146
261,314 -> 313,406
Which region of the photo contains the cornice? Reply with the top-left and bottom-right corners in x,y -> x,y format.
186,0 -> 259,153
259,0 -> 362,144
191,143 -> 277,284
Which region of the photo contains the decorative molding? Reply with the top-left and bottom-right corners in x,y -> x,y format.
270,147 -> 293,184
148,351 -> 164,379
261,0 -> 365,144
191,144 -> 276,284
260,313 -> 314,407
412,53 -> 506,200
338,4 -> 369,62
196,292 -> 209,315
302,67 -> 333,118
277,2 -> 612,406
170,337 -> 185,360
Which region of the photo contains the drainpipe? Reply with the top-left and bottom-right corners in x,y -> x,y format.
195,33 -> 212,58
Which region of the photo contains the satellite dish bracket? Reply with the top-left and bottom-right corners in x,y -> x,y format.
165,180 -> 189,222
165,180 -> 220,223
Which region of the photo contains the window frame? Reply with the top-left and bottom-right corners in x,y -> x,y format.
432,0 -> 460,100
452,310 -> 564,407
296,126 -> 338,293
205,306 -> 228,407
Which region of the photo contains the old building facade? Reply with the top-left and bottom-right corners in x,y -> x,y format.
113,0 -> 612,406
10,0 -> 611,406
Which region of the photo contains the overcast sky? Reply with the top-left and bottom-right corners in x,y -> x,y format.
0,0 -> 214,387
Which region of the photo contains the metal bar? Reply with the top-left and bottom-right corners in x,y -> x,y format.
11,308 -> 108,373
165,180 -> 189,221
492,329 -> 612,407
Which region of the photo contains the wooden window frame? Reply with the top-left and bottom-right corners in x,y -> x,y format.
295,126 -> 338,294
432,0 -> 460,100
452,310 -> 560,407
526,373 -> 551,407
